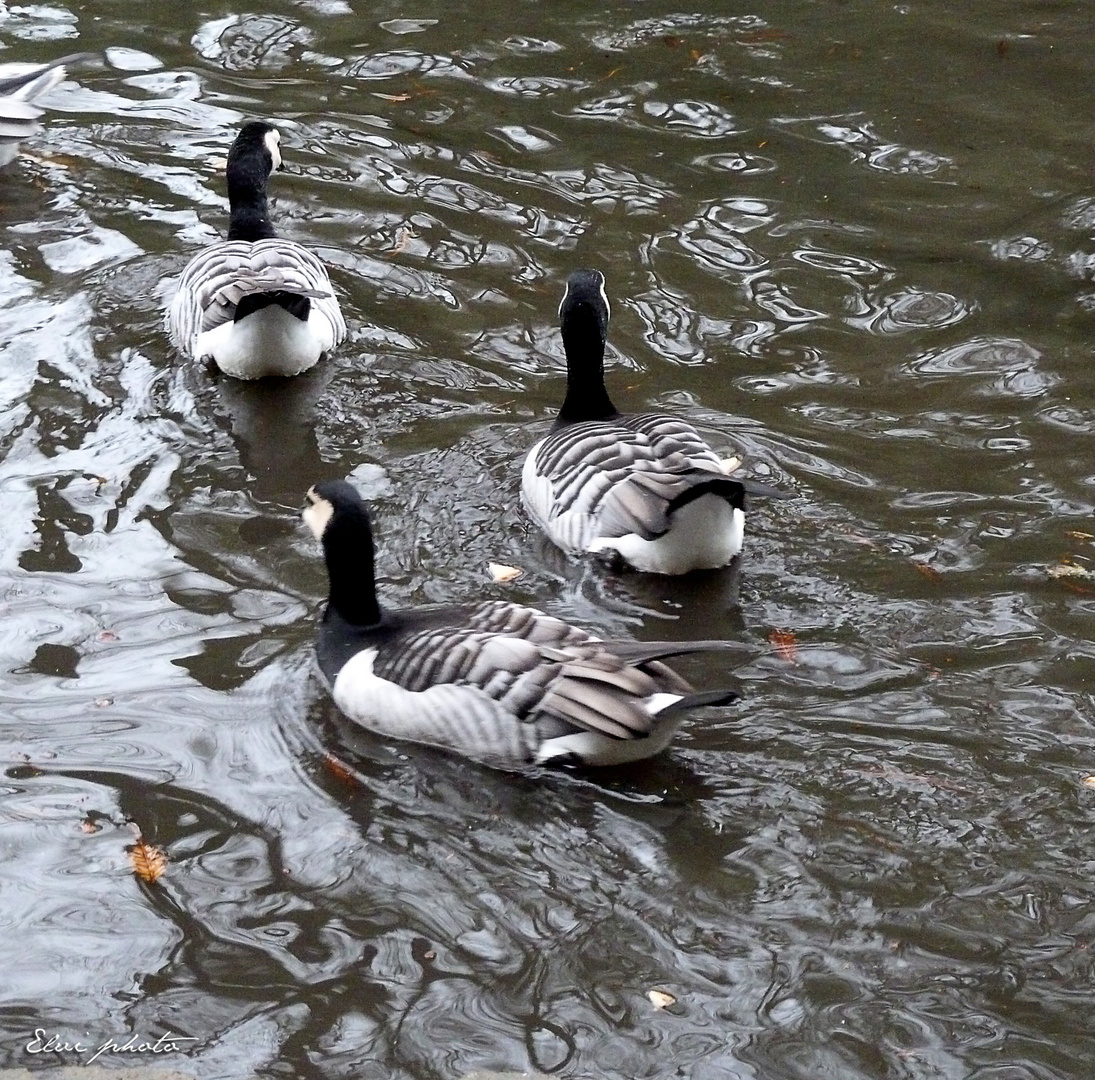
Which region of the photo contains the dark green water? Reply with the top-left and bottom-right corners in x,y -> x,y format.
0,2 -> 1093,1077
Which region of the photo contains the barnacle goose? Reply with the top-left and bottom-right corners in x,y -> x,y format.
521,268 -> 782,574
303,480 -> 741,769
0,52 -> 96,168
166,121 -> 346,379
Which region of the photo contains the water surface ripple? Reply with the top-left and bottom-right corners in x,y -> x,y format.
0,3 -> 1093,1079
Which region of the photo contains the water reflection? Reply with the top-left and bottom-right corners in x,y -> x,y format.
0,0 -> 1093,1077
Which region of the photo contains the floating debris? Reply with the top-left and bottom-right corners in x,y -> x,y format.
129,839 -> 167,884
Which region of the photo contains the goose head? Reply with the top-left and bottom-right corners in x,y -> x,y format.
304,481 -> 381,627
557,268 -> 618,425
224,121 -> 283,241
227,121 -> 282,181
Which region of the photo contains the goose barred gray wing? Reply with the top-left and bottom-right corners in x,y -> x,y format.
523,413 -> 741,553
322,599 -> 729,768
166,238 -> 346,358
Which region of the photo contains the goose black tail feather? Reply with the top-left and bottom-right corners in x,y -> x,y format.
235,290 -> 312,323
664,477 -> 745,518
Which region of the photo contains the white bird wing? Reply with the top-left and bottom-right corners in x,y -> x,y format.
523,413 -> 739,549
0,53 -> 95,141
166,238 -> 346,357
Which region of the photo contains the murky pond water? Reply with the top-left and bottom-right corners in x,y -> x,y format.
1,2 -> 1094,1077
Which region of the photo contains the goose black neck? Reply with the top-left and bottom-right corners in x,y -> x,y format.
556,306 -> 618,426
226,161 -> 276,242
322,508 -> 382,628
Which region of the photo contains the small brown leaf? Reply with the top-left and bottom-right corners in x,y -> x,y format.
648,989 -> 676,1009
912,561 -> 943,582
323,753 -> 359,787
768,629 -> 798,664
737,28 -> 790,44
387,226 -> 412,257
129,839 -> 167,884
489,562 -> 523,584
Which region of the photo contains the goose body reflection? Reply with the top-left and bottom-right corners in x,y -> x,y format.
166,121 -> 346,379
302,480 -> 740,769
522,269 -> 782,574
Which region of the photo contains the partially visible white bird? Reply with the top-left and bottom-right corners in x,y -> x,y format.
521,268 -> 784,574
302,480 -> 742,770
0,53 -> 95,168
166,121 -> 346,379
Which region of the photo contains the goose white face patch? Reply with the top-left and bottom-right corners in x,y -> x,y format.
303,488 -> 334,540
264,128 -> 282,171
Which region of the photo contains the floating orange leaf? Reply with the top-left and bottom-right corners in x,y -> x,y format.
489,562 -> 523,584
1080,776 -> 1095,790
737,28 -> 790,44
129,840 -> 167,884
323,754 -> 359,787
648,989 -> 676,1009
912,561 -> 942,582
768,629 -> 798,664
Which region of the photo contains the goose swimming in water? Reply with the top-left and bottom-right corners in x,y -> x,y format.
521,268 -> 782,574
0,53 -> 95,168
303,480 -> 741,769
166,121 -> 346,379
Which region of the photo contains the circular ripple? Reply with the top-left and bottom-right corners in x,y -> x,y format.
850,288 -> 974,334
